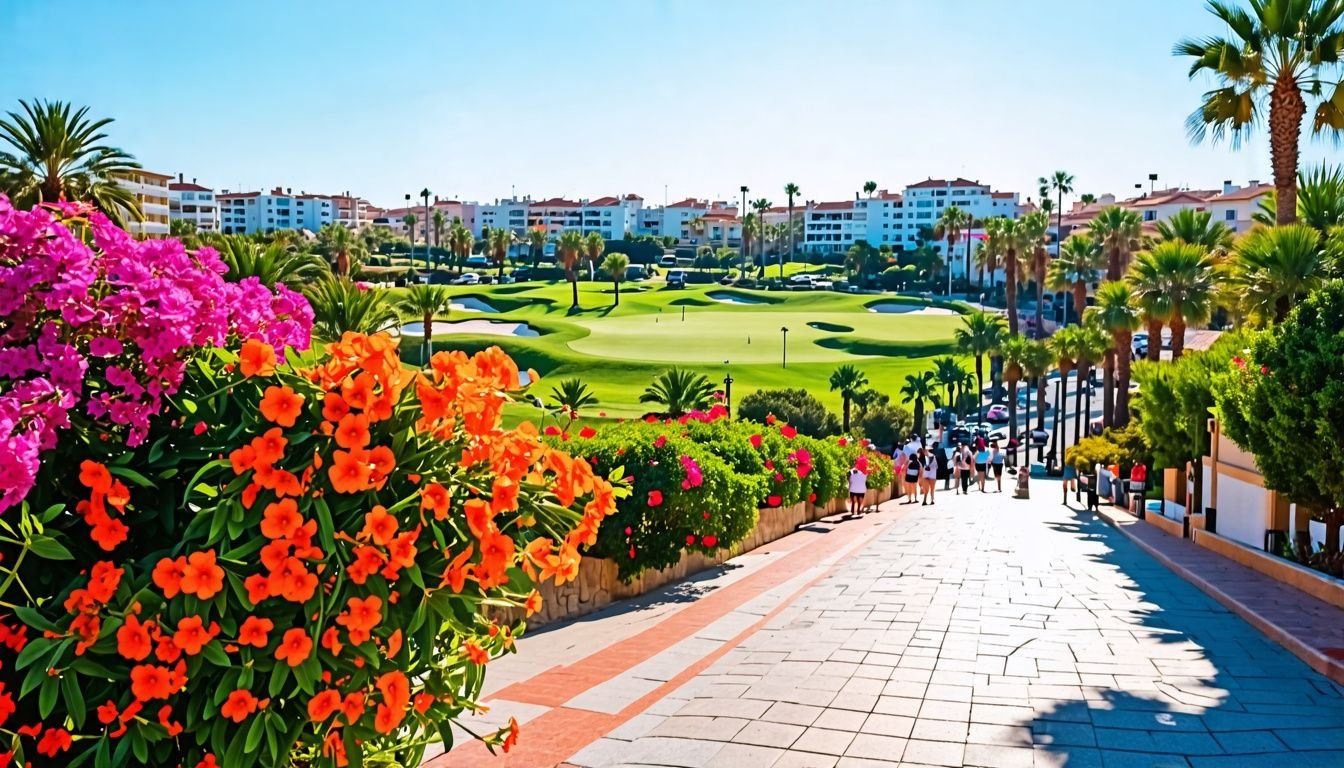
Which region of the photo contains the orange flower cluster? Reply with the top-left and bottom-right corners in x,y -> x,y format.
54,560 -> 122,655
76,459 -> 130,550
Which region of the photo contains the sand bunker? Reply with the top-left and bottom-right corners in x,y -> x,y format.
449,297 -> 499,313
399,320 -> 538,337
706,291 -> 765,305
866,302 -> 958,315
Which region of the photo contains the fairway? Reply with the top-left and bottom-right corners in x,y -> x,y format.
568,310 -> 961,363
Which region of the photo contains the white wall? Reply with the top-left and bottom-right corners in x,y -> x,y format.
1216,475 -> 1270,549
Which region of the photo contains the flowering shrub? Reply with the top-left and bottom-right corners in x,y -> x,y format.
0,200 -> 620,766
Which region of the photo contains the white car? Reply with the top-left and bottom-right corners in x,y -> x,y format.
659,255 -> 677,267
451,272 -> 480,285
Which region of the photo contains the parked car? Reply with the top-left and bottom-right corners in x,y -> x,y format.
464,255 -> 490,269
1030,428 -> 1049,445
478,274 -> 496,285
666,269 -> 688,288
1132,332 -> 1149,359
932,407 -> 958,428
625,264 -> 650,281
658,255 -> 677,267
451,272 -> 480,285
1016,393 -> 1052,412
985,404 -> 1011,423
981,384 -> 1007,403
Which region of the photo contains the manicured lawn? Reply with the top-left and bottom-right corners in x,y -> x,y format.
394,279 -> 971,419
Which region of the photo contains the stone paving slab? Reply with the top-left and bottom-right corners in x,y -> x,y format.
565,485 -> 1344,767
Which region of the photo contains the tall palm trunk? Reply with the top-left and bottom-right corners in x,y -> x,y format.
1274,295 -> 1292,323
964,229 -> 973,292
1108,244 -> 1123,282
1146,319 -> 1162,362
974,355 -> 984,416
1023,380 -> 1032,461
1114,330 -> 1133,426
1051,366 -> 1068,464
1033,253 -> 1045,337
1084,376 -> 1094,444
1073,362 -> 1088,447
784,203 -> 793,279
422,312 -> 433,365
1035,375 -> 1048,437
1072,282 -> 1086,327
1006,380 -> 1019,463
613,278 -> 620,307
842,394 -> 851,433
1102,349 -> 1116,427
978,265 -> 986,293
1005,248 -> 1020,335
41,176 -> 64,203
1268,77 -> 1305,226
1169,313 -> 1187,360
913,400 -> 925,438
568,268 -> 579,309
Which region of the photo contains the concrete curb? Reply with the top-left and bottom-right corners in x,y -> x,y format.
1092,504 -> 1344,686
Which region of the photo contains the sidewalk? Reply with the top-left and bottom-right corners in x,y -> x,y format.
1093,503 -> 1344,685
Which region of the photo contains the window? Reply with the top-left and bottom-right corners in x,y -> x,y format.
1143,211 -> 1156,221
1224,209 -> 1236,221
937,200 -> 945,207
916,212 -> 932,219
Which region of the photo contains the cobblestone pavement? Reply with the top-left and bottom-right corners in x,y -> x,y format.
566,488 -> 1344,768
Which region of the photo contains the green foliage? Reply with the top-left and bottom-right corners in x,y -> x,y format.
1133,330 -> 1253,468
1065,423 -> 1147,473
738,388 -> 842,437
850,391 -> 913,452
639,367 -> 718,416
548,377 -> 598,414
210,234 -> 330,290
305,277 -> 398,341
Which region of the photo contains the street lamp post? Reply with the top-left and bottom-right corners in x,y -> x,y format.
421,188 -> 432,269
780,326 -> 789,369
723,370 -> 734,418
404,193 -> 412,257
1148,173 -> 1158,195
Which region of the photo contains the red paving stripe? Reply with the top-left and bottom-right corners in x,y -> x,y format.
427,507 -> 905,767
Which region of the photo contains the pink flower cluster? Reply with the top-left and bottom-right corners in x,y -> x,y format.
0,197 -> 313,512
679,455 -> 703,489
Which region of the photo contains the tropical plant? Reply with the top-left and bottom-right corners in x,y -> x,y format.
844,240 -> 875,286
449,221 -> 474,270
976,216 -> 1005,291
863,180 -> 878,197
1129,241 -> 1217,359
639,367 -> 718,417
1020,210 -> 1052,336
740,213 -> 758,280
314,221 -> 361,277
1176,0 -> 1344,225
0,99 -> 143,226
954,311 -> 1005,411
899,370 -> 940,437
829,364 -> 870,432
1088,280 -> 1143,427
737,388 -> 842,437
396,283 -> 453,364
996,217 -> 1030,334
602,251 -> 630,306
1253,164 -> 1344,234
1040,170 -> 1074,272
402,212 -> 418,257
305,277 -> 399,341
169,218 -> 197,239
784,182 -> 800,271
996,334 -> 1030,447
527,225 -> 548,267
934,206 -> 971,290
1022,339 -> 1054,454
548,377 -> 599,417
213,234 -> 330,290
1227,222 -> 1330,323
932,357 -> 967,418
1049,234 -> 1104,325
1047,329 -> 1076,459
1090,206 -> 1144,281
1154,207 -> 1235,255
558,229 -> 584,309
583,230 -> 605,281
751,198 -> 772,274
431,208 -> 447,264
489,226 -> 512,278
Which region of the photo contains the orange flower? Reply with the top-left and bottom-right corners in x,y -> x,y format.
475,530 -> 515,589
260,498 -> 303,539
376,669 -> 410,711
414,692 -> 435,714
328,449 -> 372,494
523,590 -> 543,617
420,482 -> 450,520
89,513 -> 129,551
360,506 -> 397,546
78,460 -> 112,493
96,700 -> 119,725
322,392 -> 350,422
152,557 -> 186,599
130,664 -> 177,701
220,689 -> 259,723
464,498 -> 494,539
237,616 -> 273,648
252,427 -> 288,466
240,339 -> 277,377
335,595 -> 382,645
267,556 -> 318,603
229,445 -> 258,475
307,690 -> 341,723
36,727 -> 72,758
320,626 -> 343,656
374,702 -> 404,734
244,573 -> 271,605
323,729 -> 350,767
87,560 -> 123,603
260,385 -> 305,427
172,616 -> 219,656
441,544 -> 474,593
368,445 -> 395,479
180,550 -> 225,600
463,640 -> 489,666
158,704 -> 183,737
334,413 -> 370,449
340,692 -> 365,726
195,755 -> 220,768
275,628 -> 312,667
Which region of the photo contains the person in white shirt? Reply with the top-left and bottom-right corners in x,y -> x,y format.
848,466 -> 868,516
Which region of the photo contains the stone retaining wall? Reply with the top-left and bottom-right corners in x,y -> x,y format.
519,486 -> 893,627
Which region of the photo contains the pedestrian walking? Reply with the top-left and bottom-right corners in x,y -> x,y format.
848,464 -> 868,517
951,443 -> 966,495
920,448 -> 938,505
989,441 -> 1005,493
903,446 -> 921,504
974,443 -> 990,493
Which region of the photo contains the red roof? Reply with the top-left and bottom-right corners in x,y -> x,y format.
169,182 -> 212,192
624,193 -> 642,201
1129,190 -> 1213,208
666,198 -> 704,209
217,192 -> 260,199
586,196 -> 620,207
990,192 -> 1015,199
811,201 -> 853,211
531,197 -> 582,208
701,212 -> 738,221
877,191 -> 903,201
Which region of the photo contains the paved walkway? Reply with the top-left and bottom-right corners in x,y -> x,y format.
432,483 -> 1344,767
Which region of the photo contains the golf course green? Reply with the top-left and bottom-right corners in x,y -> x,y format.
396,278 -> 970,420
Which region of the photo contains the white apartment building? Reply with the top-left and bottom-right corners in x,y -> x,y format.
648,198 -> 741,243
1207,181 -> 1273,233
579,194 -> 642,240
168,175 -> 218,232
115,169 -> 172,238
1060,180 -> 1271,238
218,187 -> 336,235
470,198 -> 529,237
899,178 -> 1022,250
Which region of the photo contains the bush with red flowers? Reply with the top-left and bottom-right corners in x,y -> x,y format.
0,200 -> 622,767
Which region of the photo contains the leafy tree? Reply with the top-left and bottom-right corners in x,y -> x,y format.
527,225 -> 548,268
996,334 -> 1029,446
1039,170 -> 1074,270
1022,339 -> 1054,454
1128,241 -> 1217,359
1019,210 -> 1052,337
548,377 -> 598,417
737,388 -> 842,437
996,216 -> 1030,334
828,364 -> 870,431
306,277 -> 398,342
934,206 -> 971,289
863,180 -> 878,197
639,368 -> 717,417
602,252 -> 630,306
1253,164 -> 1344,234
844,240 -> 876,286
1227,222 -> 1331,323
402,212 -> 418,260
976,216 -> 1005,292
1155,208 -> 1235,254
316,221 -> 363,277
899,370 -> 940,437
212,234 -> 329,290
850,390 -> 913,452
449,221 -> 473,270
1079,193 -> 1098,205
954,311 -> 1005,411
583,231 -> 605,281
0,99 -> 142,226
558,229 -> 584,309
1177,0 -> 1344,225
1090,206 -> 1143,282
489,226 -> 512,278
752,198 -> 772,275
694,245 -> 716,272
932,357 -> 967,417
431,209 -> 447,265
1049,233 -> 1103,326
396,283 -> 453,364
1088,280 -> 1143,426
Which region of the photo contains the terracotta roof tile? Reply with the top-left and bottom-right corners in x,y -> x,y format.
666,198 -> 704,209
811,201 -> 854,211
1209,183 -> 1274,202
585,196 -> 620,207
531,197 -> 582,208
169,182 -> 212,192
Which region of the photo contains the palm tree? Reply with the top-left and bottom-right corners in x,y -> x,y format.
639,368 -> 717,417
1039,170 -> 1074,263
1079,193 -> 1097,205
431,209 -> 447,268
1227,222 -> 1329,323
316,222 -> 359,277
784,182 -> 800,271
1022,339 -> 1054,458
0,99 -> 142,226
1129,241 -> 1217,359
1176,0 -> 1344,225
829,364 -> 870,432
740,213 -> 758,280
601,252 -> 630,307
1019,210 -> 1051,337
997,217 -> 1030,335
932,357 -> 966,417
1154,208 -> 1235,257
1253,164 -> 1344,234
583,231 -> 605,281
686,216 -> 706,246
844,241 -> 875,286
899,370 -> 940,437
306,278 -> 398,342
954,312 -> 1006,413
1087,281 -> 1142,427
1047,330 -> 1076,460
548,378 -> 598,416
1073,322 -> 1111,446
213,235 -> 329,290
403,213 -> 418,258
996,335 -> 1030,454
934,206 -> 970,292
1127,254 -> 1173,364
976,217 -> 1005,293
558,230 -> 584,309
396,284 -> 453,364
1049,234 -> 1103,326
527,225 -> 548,268
489,226 -> 512,279
863,181 -> 878,198
1090,206 -> 1143,281
449,222 -> 473,271
750,198 -> 772,275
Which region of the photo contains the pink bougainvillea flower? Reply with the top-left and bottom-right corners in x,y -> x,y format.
653,435 -> 667,448
702,535 -> 717,547
837,437 -> 848,446
679,455 -> 703,489
780,425 -> 797,439
543,425 -> 561,436
749,434 -> 762,449
685,535 -> 696,546
767,495 -> 782,507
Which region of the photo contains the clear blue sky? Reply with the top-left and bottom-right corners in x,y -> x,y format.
1,0 -> 1334,209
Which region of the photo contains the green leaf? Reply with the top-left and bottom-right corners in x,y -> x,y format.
38,675 -> 59,718
37,503 -> 65,523
244,714 -> 266,753
15,636 -> 53,670
27,534 -> 74,560
267,661 -> 289,698
201,639 -> 231,668
12,605 -> 58,633
109,465 -> 155,488
62,672 -> 86,728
